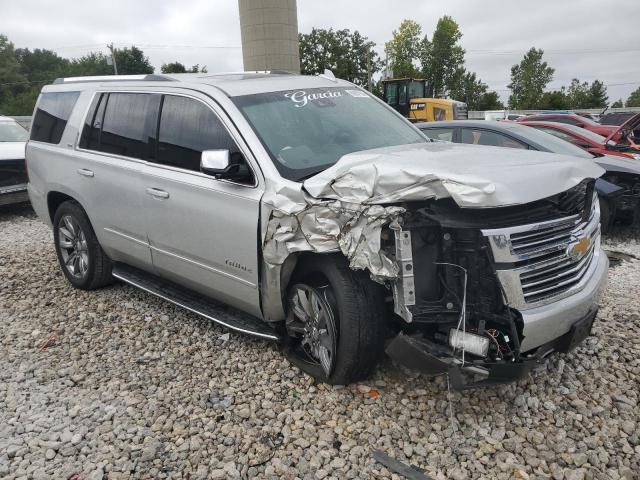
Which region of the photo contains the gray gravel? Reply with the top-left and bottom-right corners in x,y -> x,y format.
1,204 -> 639,480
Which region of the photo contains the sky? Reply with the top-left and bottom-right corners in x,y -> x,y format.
3,0 -> 639,105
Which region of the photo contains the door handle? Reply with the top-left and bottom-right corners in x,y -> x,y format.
146,187 -> 170,199
77,168 -> 94,177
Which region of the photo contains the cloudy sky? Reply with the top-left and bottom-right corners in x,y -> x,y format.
4,0 -> 639,104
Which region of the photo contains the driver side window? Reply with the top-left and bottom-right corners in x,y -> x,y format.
156,95 -> 252,183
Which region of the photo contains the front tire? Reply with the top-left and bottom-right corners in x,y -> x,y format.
53,201 -> 113,290
283,255 -> 387,385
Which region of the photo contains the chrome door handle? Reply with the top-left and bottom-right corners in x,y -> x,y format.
77,168 -> 94,177
146,187 -> 170,199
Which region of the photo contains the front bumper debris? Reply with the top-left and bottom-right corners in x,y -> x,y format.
386,308 -> 598,390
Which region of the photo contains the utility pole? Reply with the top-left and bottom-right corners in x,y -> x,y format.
367,46 -> 372,92
107,43 -> 118,75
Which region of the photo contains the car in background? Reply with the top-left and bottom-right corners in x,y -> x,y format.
0,116 -> 29,206
517,113 -> 617,138
600,111 -> 636,126
417,120 -> 640,229
519,120 -> 640,160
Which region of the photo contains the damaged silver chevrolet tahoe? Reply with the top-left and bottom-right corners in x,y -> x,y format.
27,72 -> 608,389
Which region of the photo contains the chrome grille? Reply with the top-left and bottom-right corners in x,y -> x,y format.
482,194 -> 601,310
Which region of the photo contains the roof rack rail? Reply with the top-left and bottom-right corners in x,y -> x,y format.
53,74 -> 175,84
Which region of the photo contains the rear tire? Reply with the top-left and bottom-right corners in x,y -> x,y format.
53,201 -> 113,290
283,255 -> 387,385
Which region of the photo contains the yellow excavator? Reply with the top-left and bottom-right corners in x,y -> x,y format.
382,78 -> 468,122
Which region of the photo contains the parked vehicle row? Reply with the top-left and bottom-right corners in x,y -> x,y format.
417,120 -> 640,230
26,73 -> 608,389
0,116 -> 29,206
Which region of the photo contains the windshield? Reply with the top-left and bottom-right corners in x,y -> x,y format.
0,122 -> 29,142
232,87 -> 427,181
513,124 -> 594,159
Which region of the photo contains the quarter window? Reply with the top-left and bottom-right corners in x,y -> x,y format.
156,95 -> 239,172
30,92 -> 80,144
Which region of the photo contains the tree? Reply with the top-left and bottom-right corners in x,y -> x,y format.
539,89 -> 569,110
477,91 -> 504,111
420,16 -> 465,97
611,99 -> 624,108
625,86 -> 640,107
384,20 -> 422,78
161,62 -> 207,74
508,48 -> 554,109
113,46 -> 154,75
588,80 -> 608,109
566,78 -> 591,109
68,52 -> 113,76
0,34 -> 29,115
299,28 -> 381,87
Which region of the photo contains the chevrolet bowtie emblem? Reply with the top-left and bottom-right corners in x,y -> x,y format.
568,236 -> 591,260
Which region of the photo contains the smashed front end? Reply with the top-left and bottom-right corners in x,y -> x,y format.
385,180 -> 608,388
260,143 -> 609,388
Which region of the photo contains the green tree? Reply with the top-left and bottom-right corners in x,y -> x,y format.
299,28 -> 381,87
627,87 -> 640,107
539,89 -> 569,110
611,99 -> 624,108
161,62 -> 207,74
477,91 -> 504,111
588,80 -> 608,109
420,15 -> 465,97
566,78 -> 591,108
384,20 -> 422,78
0,34 -> 29,115
508,48 -> 554,109
68,52 -> 113,76
113,46 -> 154,75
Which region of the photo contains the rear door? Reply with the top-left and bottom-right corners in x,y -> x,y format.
139,92 -> 264,317
75,91 -> 160,269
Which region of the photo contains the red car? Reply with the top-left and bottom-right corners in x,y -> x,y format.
517,113 -> 617,138
519,120 -> 640,160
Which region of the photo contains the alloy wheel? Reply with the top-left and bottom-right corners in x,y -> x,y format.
286,284 -> 338,376
57,214 -> 89,279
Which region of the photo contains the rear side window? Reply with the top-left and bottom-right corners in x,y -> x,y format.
156,95 -> 239,171
30,92 -> 80,144
98,93 -> 159,159
421,127 -> 454,142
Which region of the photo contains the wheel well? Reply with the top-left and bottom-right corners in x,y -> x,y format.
287,253 -> 333,287
47,192 -> 76,222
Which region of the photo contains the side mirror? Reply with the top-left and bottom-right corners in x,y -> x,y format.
201,149 -> 231,177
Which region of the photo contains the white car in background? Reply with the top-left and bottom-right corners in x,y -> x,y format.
0,116 -> 29,206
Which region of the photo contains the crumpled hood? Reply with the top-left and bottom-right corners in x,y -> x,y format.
596,154 -> 640,175
0,142 -> 26,161
303,141 -> 604,208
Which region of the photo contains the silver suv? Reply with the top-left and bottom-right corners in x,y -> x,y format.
27,73 -> 608,388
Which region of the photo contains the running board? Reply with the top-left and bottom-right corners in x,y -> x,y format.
112,263 -> 280,341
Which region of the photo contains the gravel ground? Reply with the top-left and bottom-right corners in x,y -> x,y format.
1,203 -> 638,480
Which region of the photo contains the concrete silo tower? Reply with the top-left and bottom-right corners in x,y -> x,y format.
238,0 -> 301,73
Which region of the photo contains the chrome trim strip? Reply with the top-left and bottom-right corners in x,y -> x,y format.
103,227 -> 149,246
112,271 -> 278,340
150,245 -> 257,289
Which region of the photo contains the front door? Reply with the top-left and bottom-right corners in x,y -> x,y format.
139,93 -> 264,317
